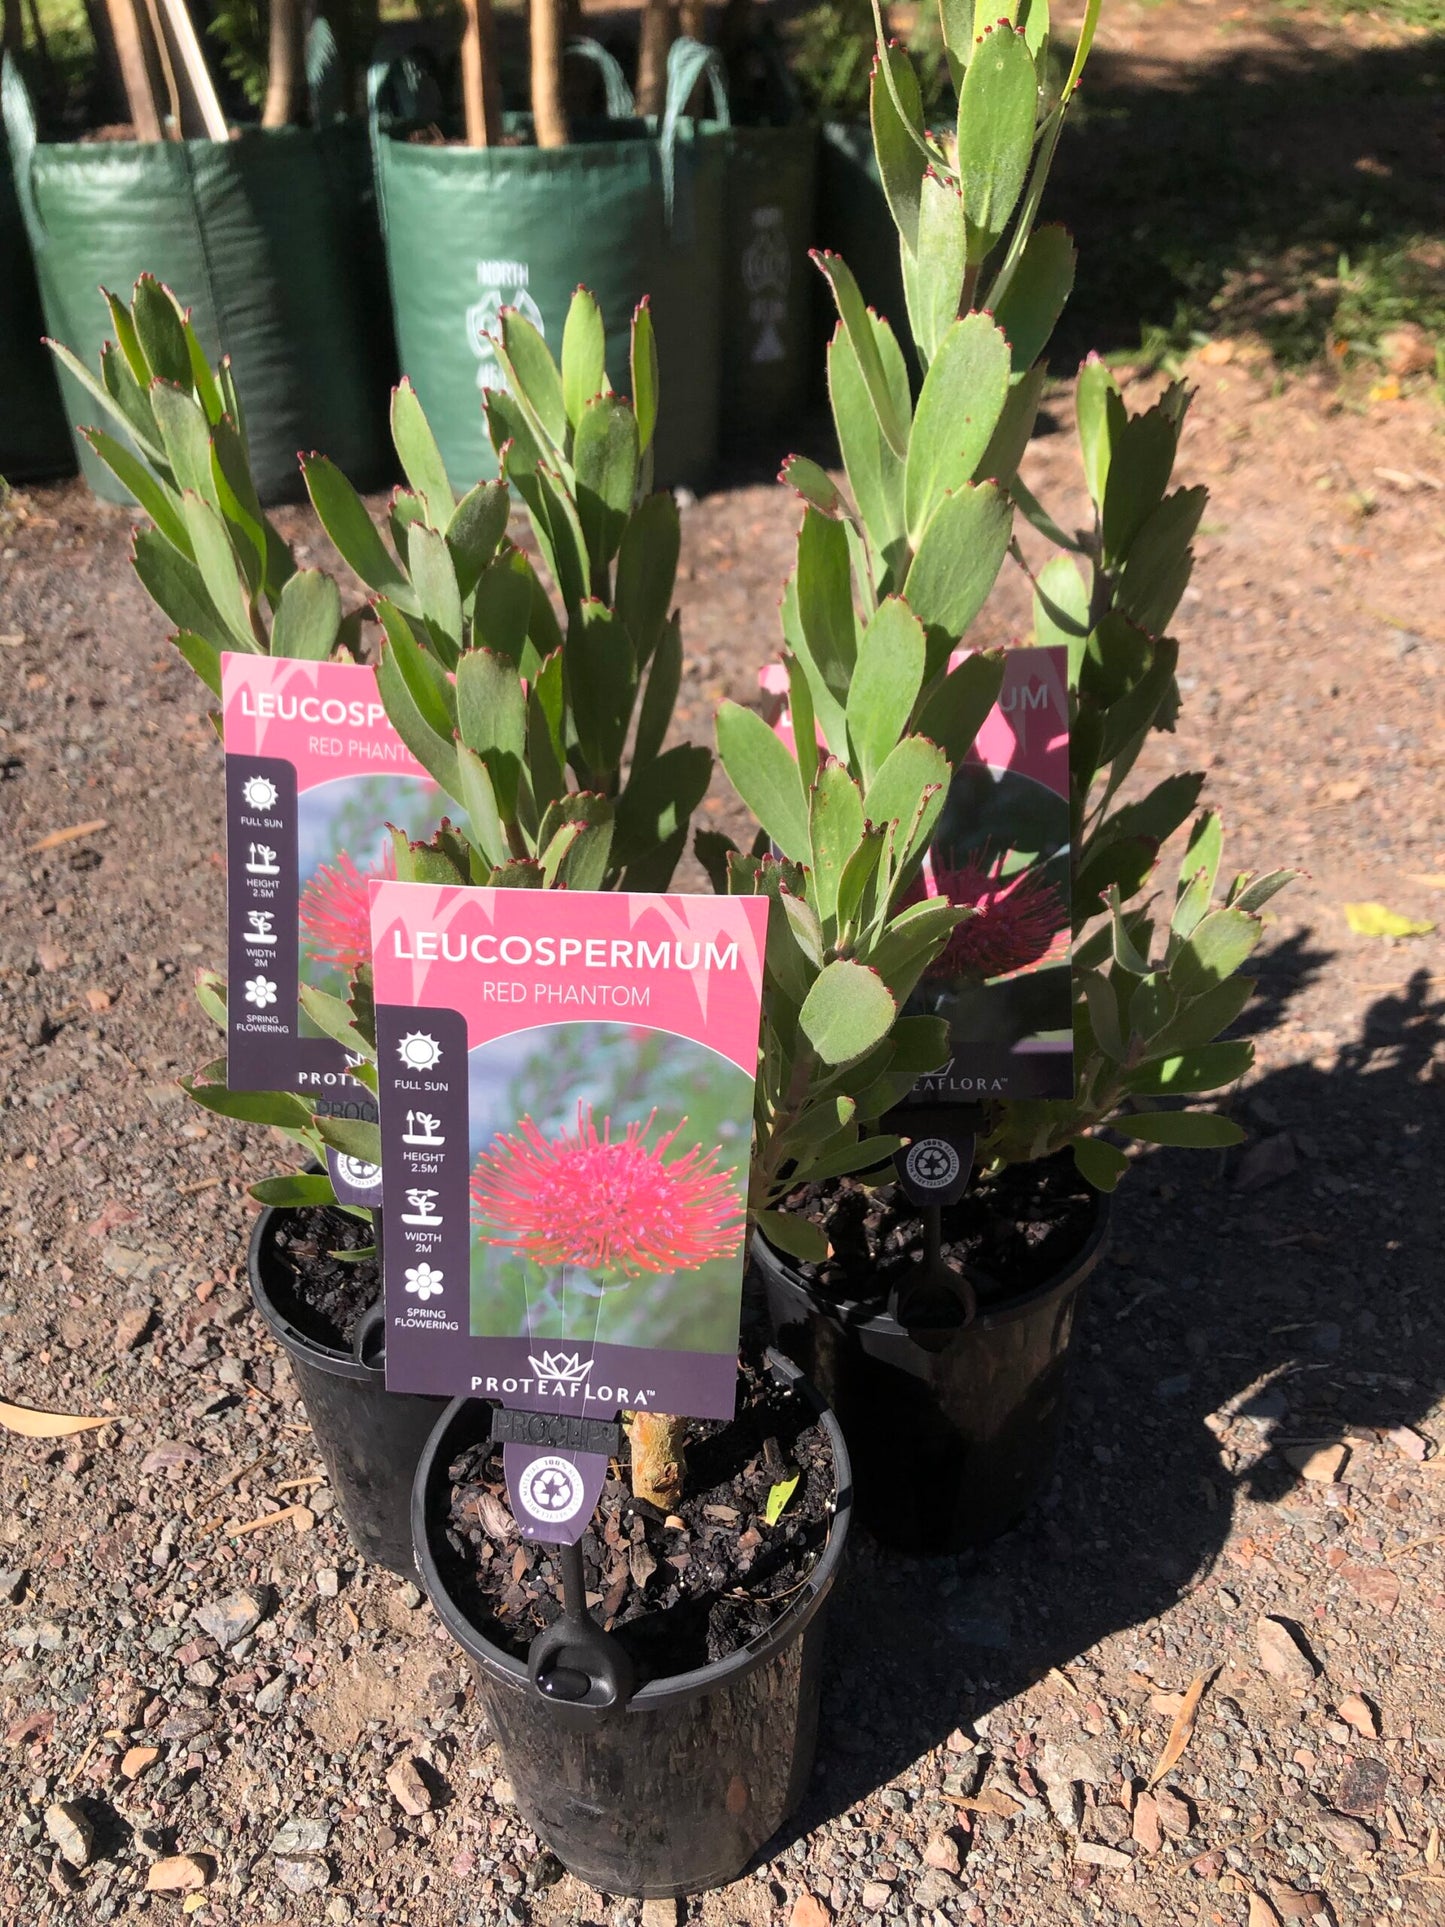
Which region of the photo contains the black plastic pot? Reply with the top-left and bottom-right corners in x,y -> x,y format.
247,1206 -> 446,1574
756,1196 -> 1109,1555
411,1355 -> 851,1897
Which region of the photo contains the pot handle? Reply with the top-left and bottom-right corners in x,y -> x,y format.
351,1300 -> 387,1369
527,1540 -> 636,1728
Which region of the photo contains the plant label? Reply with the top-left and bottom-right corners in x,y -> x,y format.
369,882 -> 768,1431
219,656 -> 447,1160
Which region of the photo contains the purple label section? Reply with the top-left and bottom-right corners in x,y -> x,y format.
377,1002 -> 472,1375
503,1444 -> 610,1544
227,754 -> 300,1089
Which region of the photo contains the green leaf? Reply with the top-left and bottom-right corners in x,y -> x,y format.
1080,968 -> 1123,1059
756,1208 -> 828,1264
375,617 -> 460,795
391,378 -> 453,526
512,461 -> 588,617
1169,908 -> 1261,998
456,649 -> 527,816
1147,974 -> 1254,1057
407,522 -> 464,666
1228,869 -> 1298,916
133,527 -> 229,648
171,628 -> 223,696
631,298 -> 660,458
797,1132 -> 905,1183
914,647 -> 1004,762
132,275 -> 192,386
79,426 -> 190,555
181,492 -> 256,650
863,737 -> 950,866
1075,354 -> 1118,507
870,897 -> 958,1002
827,322 -> 907,590
780,455 -> 846,518
498,307 -> 567,454
1118,485 -> 1206,636
1126,1041 -> 1252,1094
471,549 -> 535,665
248,1172 -> 338,1209
574,396 -> 640,581
716,701 -> 810,864
568,603 -> 636,780
835,824 -> 887,931
763,1473 -> 800,1526
888,1013 -> 951,1072
615,744 -> 712,871
446,483 -> 511,600
905,314 -> 1012,543
45,334 -> 157,458
956,22 -> 1038,260
453,741 -> 511,868
1173,810 -> 1223,939
993,223 -> 1076,371
1114,1110 -> 1244,1149
847,598 -> 927,786
102,285 -> 149,387
812,249 -> 911,460
615,492 -> 680,667
271,569 -> 341,661
634,613 -> 683,769
796,507 -> 859,705
528,650 -> 567,806
903,483 -> 1013,672
1092,772 -> 1205,854
297,984 -> 371,1058
799,959 -> 897,1068
562,287 -> 608,430
870,40 -> 927,255
1072,1135 -> 1128,1191
303,456 -> 412,605
901,170 -> 969,369
785,648 -> 820,790
312,1114 -> 383,1164
556,818 -> 615,892
976,360 -> 1046,488
810,761 -> 866,927
150,380 -> 219,506
181,1077 -> 314,1128
1101,396 -> 1181,562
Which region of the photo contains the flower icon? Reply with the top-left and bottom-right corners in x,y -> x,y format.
243,975 -> 277,1009
528,1350 -> 593,1385
404,1263 -> 444,1300
471,1104 -> 743,1278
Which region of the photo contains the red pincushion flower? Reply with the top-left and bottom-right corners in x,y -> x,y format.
910,848 -> 1067,981
470,1105 -> 744,1277
299,844 -> 395,974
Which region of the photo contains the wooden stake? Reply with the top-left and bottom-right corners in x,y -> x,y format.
635,0 -> 673,117
154,0 -> 228,137
529,0 -> 568,148
260,0 -> 300,127
100,0 -> 164,140
460,0 -> 502,148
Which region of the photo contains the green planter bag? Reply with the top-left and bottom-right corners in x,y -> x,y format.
372,37 -> 727,493
816,120 -> 909,364
720,118 -> 817,445
1,115 -> 71,481
2,49 -> 394,506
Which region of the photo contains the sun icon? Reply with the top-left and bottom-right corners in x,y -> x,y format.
397,1032 -> 442,1071
241,774 -> 279,811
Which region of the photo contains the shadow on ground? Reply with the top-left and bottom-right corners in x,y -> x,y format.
780,950 -> 1443,1835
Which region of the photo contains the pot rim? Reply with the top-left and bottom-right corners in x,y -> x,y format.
752,1182 -> 1112,1339
411,1350 -> 852,1713
247,1202 -> 381,1386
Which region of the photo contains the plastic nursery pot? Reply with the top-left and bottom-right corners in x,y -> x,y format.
248,1206 -> 446,1574
755,1193 -> 1110,1556
411,1354 -> 852,1898
1,62 -> 394,505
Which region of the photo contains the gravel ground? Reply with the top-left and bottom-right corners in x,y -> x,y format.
3,40 -> 1445,1926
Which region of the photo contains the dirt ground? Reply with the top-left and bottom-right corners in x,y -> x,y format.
3,0 -> 1445,1920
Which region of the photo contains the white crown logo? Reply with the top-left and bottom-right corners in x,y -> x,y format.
528,1351 -> 593,1385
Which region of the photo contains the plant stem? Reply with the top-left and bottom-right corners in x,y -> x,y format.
626,1409 -> 686,1510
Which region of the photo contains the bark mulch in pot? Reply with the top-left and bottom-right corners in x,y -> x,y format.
438,1353 -> 836,1679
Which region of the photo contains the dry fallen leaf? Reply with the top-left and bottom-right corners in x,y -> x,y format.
26,818 -> 108,854
1343,901 -> 1435,940
944,1787 -> 1023,1820
0,1400 -> 115,1439
1146,1672 -> 1209,1788
225,1504 -> 310,1539
1426,1824 -> 1440,1866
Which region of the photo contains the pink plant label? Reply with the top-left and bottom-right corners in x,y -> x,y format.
219,656 -> 445,1124
763,643 -> 1074,1101
369,881 -> 769,1420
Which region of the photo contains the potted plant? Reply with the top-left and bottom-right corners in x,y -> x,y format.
368,26 -> 729,493
55,275 -> 709,1569
716,0 -> 1297,1553
3,8 -> 393,507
